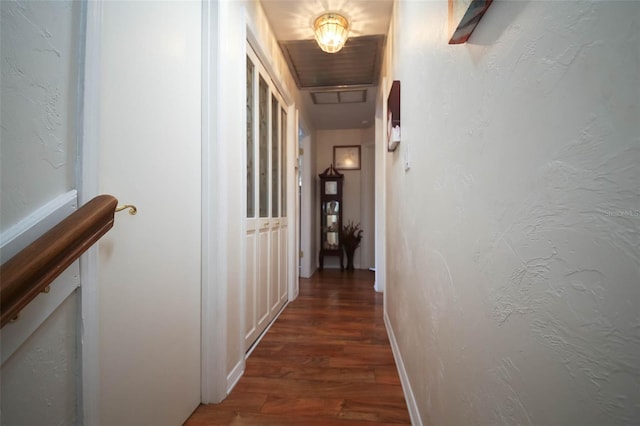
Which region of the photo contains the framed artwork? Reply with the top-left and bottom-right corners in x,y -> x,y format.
387,80 -> 400,152
333,145 -> 361,170
448,0 -> 493,44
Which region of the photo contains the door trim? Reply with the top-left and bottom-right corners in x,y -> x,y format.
374,77 -> 388,293
201,0 -> 228,404
79,0 -> 102,424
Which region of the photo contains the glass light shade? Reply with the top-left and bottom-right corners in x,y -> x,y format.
313,13 -> 349,53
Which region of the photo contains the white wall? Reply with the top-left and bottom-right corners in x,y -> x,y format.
0,0 -> 80,232
0,2 -> 81,425
385,1 -> 640,425
1,293 -> 79,426
316,128 -> 375,269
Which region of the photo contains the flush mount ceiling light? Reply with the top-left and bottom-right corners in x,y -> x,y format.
313,13 -> 349,53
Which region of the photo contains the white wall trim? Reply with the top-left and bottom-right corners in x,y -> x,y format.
289,106 -> 300,300
374,77 -> 388,293
200,0 -> 228,404
299,131 -> 315,279
361,143 -> 376,270
245,301 -> 288,359
226,359 -> 245,395
1,270 -> 80,365
384,310 -> 422,426
78,0 -> 102,424
0,190 -> 80,366
0,190 -> 78,262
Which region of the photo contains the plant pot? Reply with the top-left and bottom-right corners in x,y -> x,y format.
345,248 -> 355,271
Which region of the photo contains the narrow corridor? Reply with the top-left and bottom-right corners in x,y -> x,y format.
185,269 -> 410,425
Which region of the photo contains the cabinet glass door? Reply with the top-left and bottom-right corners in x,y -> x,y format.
322,200 -> 340,249
246,58 -> 255,217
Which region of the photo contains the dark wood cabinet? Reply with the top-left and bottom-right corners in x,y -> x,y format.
319,165 -> 344,270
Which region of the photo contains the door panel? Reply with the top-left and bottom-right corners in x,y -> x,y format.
257,220 -> 270,329
270,220 -> 280,313
280,219 -> 289,304
245,219 -> 257,344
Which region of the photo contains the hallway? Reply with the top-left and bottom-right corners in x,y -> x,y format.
185,270 -> 410,425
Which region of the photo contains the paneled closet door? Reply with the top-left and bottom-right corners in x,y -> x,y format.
245,44 -> 288,351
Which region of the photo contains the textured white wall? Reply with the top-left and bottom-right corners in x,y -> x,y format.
385,1 -> 640,425
1,293 -> 79,426
0,2 -> 81,425
0,0 -> 79,232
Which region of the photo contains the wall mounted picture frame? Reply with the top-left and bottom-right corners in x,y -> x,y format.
387,80 -> 400,152
333,145 -> 361,170
448,0 -> 493,44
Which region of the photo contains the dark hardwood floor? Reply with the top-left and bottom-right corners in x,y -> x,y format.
184,269 -> 411,425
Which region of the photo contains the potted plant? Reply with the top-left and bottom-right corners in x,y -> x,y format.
341,221 -> 363,271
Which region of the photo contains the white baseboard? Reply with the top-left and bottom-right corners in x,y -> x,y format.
384,310 -> 422,426
228,302 -> 291,396
226,359 -> 245,395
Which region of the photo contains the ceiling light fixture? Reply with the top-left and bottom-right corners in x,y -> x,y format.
313,13 -> 349,54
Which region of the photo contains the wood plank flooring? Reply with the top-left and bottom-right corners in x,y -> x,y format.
184,269 -> 411,425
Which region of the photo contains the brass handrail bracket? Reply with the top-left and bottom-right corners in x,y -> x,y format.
115,204 -> 137,215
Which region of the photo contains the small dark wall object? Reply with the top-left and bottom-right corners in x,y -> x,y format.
387,80 -> 400,152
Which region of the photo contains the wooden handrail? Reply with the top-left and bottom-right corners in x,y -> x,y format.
1,195 -> 119,328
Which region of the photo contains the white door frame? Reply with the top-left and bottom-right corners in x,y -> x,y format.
80,0 -> 228,414
79,0 -> 102,423
81,0 -> 216,418
375,77 -> 389,293
289,107 -> 300,300
200,0 -> 228,403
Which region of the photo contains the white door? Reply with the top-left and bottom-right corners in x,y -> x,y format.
245,45 -> 288,350
96,2 -> 201,425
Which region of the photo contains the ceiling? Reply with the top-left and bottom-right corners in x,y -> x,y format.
259,0 -> 394,130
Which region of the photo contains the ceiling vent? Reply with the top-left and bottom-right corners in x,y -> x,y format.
311,90 -> 367,105
279,35 -> 385,90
